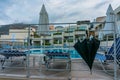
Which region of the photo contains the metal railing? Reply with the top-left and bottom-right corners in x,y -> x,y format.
0,22 -> 119,80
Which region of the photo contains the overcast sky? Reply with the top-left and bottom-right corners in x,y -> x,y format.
0,0 -> 120,25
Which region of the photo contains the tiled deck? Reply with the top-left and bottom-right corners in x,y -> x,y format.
0,56 -> 119,80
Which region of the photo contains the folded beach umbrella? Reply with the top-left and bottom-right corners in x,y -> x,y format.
74,39 -> 88,63
74,38 -> 100,71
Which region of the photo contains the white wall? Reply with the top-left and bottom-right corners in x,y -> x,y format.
0,29 -> 32,42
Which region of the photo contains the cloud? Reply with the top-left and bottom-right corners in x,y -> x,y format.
94,0 -> 111,9
0,0 -> 120,25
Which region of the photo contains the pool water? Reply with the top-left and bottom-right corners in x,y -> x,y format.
27,48 -> 106,61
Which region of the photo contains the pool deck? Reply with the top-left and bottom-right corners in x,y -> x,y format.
0,56 -> 120,80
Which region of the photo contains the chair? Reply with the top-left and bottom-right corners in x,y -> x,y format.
104,37 -> 120,67
95,53 -> 106,62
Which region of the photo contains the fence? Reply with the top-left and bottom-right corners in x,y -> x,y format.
0,22 -> 119,80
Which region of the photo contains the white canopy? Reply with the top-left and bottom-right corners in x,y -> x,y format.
103,4 -> 115,35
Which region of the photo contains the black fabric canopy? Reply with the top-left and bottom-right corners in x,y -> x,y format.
74,38 -> 100,71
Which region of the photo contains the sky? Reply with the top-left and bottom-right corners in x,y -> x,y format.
0,0 -> 120,25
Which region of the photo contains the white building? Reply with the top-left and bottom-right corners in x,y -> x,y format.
0,28 -> 35,48
32,22 -> 90,47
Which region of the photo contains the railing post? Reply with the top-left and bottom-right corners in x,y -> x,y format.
26,25 -> 30,78
113,13 -> 117,80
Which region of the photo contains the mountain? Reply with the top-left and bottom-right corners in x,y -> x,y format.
0,23 -> 37,35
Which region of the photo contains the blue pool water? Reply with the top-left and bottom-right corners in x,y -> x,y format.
28,48 -> 106,61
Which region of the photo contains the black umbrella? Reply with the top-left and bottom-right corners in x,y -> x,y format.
74,38 -> 100,72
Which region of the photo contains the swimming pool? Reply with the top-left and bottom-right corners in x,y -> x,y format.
26,48 -> 106,61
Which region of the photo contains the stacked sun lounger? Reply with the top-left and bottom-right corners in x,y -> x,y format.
45,51 -> 70,58
0,49 -> 26,69
44,51 -> 71,71
0,49 -> 26,58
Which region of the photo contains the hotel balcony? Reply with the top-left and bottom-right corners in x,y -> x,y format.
40,35 -> 52,40
32,38 -> 42,41
53,35 -> 63,38
64,32 -> 74,36
54,44 -> 63,46
53,32 -> 63,38
74,30 -> 86,35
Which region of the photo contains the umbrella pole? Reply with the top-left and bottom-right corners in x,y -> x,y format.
86,30 -> 89,39
90,69 -> 92,75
